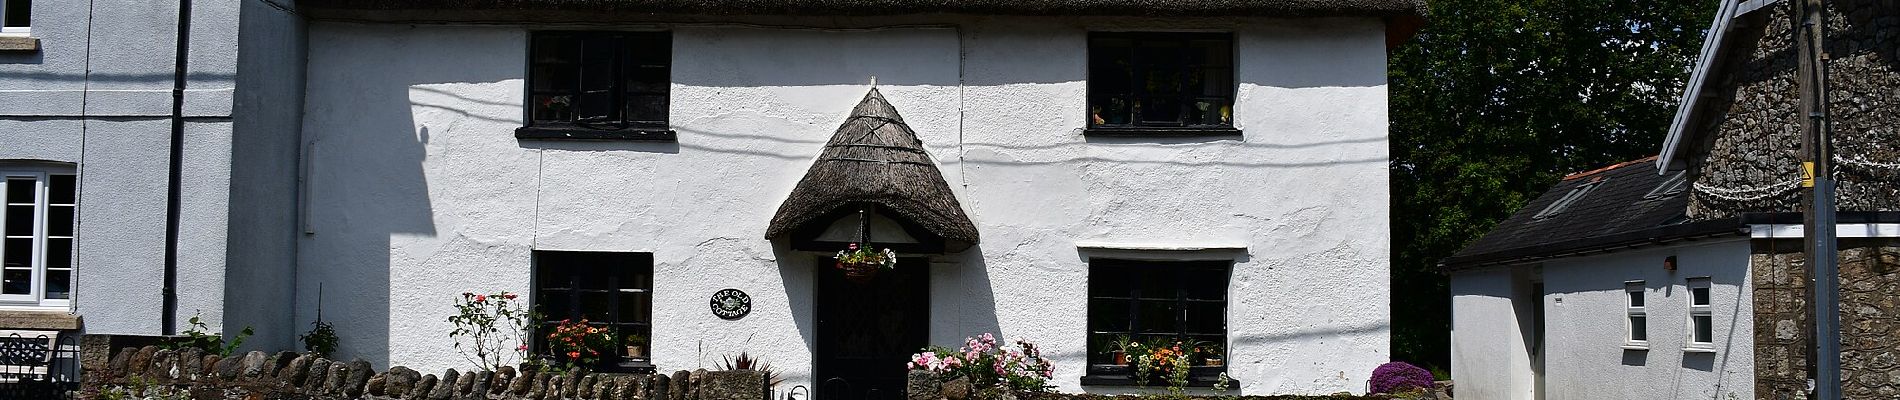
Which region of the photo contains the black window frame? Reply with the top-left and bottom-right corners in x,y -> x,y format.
1080,258 -> 1235,387
517,30 -> 676,142
532,251 -> 656,373
1085,32 -> 1241,138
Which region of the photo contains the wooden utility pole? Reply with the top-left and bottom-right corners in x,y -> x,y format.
1792,0 -> 1841,398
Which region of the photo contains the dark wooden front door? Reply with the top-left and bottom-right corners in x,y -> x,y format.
815,257 -> 928,400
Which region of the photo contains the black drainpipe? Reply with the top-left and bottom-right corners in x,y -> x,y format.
162,0 -> 192,336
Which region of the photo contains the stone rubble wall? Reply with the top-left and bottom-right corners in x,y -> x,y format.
1685,0 -> 1900,220
1752,239 -> 1900,399
86,346 -> 767,400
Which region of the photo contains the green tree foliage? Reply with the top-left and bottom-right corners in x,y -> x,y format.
1388,0 -> 1718,371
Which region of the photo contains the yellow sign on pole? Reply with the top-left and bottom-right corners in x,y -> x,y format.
1802,161 -> 1816,188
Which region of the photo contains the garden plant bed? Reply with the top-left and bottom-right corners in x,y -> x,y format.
1018,392 -> 1433,400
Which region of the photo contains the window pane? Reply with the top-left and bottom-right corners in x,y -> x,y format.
1629,316 -> 1646,341
49,175 -> 74,205
1088,298 -> 1130,332
2,269 -> 26,295
1136,301 -> 1179,333
575,92 -> 615,122
1,238 -> 26,269
1628,291 -> 1643,308
623,94 -> 667,126
1692,287 -> 1710,306
44,237 -> 69,269
531,65 -> 577,93
43,269 -> 68,300
47,205 -> 72,237
3,205 -> 30,236
619,292 -> 650,324
1138,97 -> 1182,124
1089,263 -> 1132,297
4,178 -> 31,204
1181,268 -> 1226,301
1,0 -> 23,28
626,66 -> 668,94
533,35 -> 580,64
1693,316 -> 1713,343
1184,302 -> 1224,334
579,291 -> 612,321
533,95 -> 574,122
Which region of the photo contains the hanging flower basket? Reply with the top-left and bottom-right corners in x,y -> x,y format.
835,243 -> 897,284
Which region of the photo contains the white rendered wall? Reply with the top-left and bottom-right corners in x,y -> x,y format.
297,17 -> 1389,395
1539,240 -> 1753,400
1450,267 -> 1536,400
1450,239 -> 1753,400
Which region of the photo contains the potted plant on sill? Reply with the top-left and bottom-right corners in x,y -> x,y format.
1194,342 -> 1224,367
834,243 -> 897,284
1106,335 -> 1136,366
548,318 -> 614,371
624,333 -> 649,360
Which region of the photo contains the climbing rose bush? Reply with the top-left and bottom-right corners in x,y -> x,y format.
909,333 -> 1054,392
1369,361 -> 1435,394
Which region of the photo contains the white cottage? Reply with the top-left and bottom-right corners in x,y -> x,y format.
1,0 -> 1420,397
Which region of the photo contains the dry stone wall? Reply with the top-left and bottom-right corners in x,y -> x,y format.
1686,0 -> 1900,219
85,346 -> 767,400
1752,239 -> 1900,400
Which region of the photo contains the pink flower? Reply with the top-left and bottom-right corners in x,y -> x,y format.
475,295 -> 487,302
517,345 -> 528,351
504,293 -> 518,300
849,243 -> 859,251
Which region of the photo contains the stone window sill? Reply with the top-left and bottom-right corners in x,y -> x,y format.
1083,126 -> 1243,138
0,36 -> 41,52
1683,346 -> 1718,354
1079,365 -> 1234,388
1621,344 -> 1649,351
0,310 -> 81,330
515,126 -> 676,142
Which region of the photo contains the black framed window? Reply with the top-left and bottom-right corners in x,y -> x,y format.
1082,259 -> 1231,386
533,251 -> 653,368
1087,32 -> 1236,136
519,31 -> 675,141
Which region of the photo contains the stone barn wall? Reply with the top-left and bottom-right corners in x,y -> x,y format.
1751,239 -> 1900,400
1686,0 -> 1900,220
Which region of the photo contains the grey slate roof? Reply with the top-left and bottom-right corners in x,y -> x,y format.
297,0 -> 1425,17
1444,157 -> 1740,269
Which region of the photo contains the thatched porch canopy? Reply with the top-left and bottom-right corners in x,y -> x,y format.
765,88 -> 979,249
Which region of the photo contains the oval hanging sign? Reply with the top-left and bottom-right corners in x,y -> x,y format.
710,288 -> 751,320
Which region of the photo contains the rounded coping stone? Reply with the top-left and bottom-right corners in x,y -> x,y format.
345,360 -> 375,397
149,349 -> 175,383
367,373 -> 390,397
322,363 -> 350,394
127,346 -> 158,377
387,366 -> 420,397
579,374 -> 599,398
492,366 -> 516,395
107,347 -> 136,376
509,368 -> 536,396
470,370 -> 494,399
407,374 -> 439,400
430,369 -> 460,400
303,358 -> 334,390
273,353 -> 310,383
238,351 -> 270,380
453,369 -> 477,397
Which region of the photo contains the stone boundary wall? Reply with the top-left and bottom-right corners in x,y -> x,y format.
1752,239 -> 1900,399
86,346 -> 767,400
899,371 -> 1421,400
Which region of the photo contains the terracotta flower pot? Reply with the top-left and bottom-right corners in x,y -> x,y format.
1204,358 -> 1223,367
1113,351 -> 1128,365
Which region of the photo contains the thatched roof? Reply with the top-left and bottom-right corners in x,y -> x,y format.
297,0 -> 1424,18
765,88 -> 979,247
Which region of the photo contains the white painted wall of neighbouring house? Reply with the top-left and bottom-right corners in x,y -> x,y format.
1539,240 -> 1752,400
297,16 -> 1389,395
0,0 -> 266,340
1451,267 -> 1538,400
1451,240 -> 1753,400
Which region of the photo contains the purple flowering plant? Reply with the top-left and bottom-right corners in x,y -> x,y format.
1368,361 -> 1435,394
908,333 -> 1054,393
